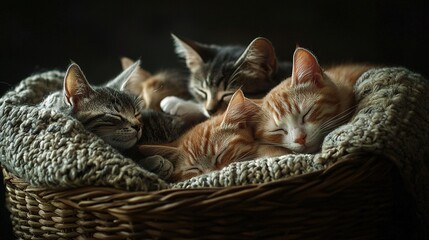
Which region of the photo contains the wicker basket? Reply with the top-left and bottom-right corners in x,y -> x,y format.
1,67 -> 428,239
1,153 -> 416,240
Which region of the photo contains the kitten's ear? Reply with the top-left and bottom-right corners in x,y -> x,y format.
120,57 -> 151,78
291,47 -> 324,87
221,89 -> 260,128
235,37 -> 278,77
64,63 -> 95,108
119,57 -> 152,94
120,56 -> 134,69
137,144 -> 180,163
105,59 -> 141,91
171,33 -> 205,73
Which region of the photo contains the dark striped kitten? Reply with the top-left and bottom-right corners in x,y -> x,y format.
161,34 -> 292,121
41,61 -> 143,151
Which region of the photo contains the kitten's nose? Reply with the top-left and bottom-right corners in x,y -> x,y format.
206,108 -> 217,115
131,124 -> 141,132
294,134 -> 307,145
206,99 -> 218,115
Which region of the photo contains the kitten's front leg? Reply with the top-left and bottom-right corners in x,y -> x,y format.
136,155 -> 174,180
161,96 -> 208,125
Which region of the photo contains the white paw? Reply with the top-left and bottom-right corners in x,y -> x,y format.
161,96 -> 209,117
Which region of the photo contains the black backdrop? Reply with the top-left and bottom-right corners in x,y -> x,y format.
1,0 -> 428,238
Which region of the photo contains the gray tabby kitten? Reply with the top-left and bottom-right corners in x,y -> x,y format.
41,61 -> 184,179
41,60 -> 190,150
161,34 -> 292,121
41,61 -> 144,151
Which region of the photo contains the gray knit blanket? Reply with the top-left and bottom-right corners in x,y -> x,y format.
1,67 -> 428,229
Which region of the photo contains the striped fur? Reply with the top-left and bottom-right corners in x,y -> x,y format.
41,62 -> 144,151
257,47 -> 375,153
171,34 -> 291,116
138,89 -> 290,182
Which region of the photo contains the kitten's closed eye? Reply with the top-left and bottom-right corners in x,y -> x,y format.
302,108 -> 313,123
214,147 -> 228,166
184,167 -> 202,174
270,128 -> 288,134
220,92 -> 235,102
106,113 -> 123,122
194,87 -> 207,99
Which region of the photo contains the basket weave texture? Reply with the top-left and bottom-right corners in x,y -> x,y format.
1,67 -> 428,239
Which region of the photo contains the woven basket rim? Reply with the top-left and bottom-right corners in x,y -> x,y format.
2,153 -> 406,240
1,152 -> 394,197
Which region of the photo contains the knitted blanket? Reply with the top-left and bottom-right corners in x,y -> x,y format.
1,67 -> 428,230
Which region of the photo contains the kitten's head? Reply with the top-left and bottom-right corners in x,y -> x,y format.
64,61 -> 143,150
172,34 -> 278,116
258,47 -> 343,153
138,89 -> 261,182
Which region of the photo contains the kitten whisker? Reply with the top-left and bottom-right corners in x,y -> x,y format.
320,105 -> 357,131
237,150 -> 258,162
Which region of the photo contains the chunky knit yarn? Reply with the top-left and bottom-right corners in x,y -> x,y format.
0,71 -> 168,191
1,67 -> 428,235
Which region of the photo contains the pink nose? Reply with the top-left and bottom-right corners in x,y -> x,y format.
294,134 -> 307,145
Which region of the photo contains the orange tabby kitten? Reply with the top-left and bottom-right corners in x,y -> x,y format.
120,57 -> 191,111
137,89 -> 290,182
257,47 -> 375,153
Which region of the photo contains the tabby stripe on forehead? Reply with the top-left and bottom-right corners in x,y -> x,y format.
293,101 -> 301,114
281,92 -> 293,113
266,100 -> 283,123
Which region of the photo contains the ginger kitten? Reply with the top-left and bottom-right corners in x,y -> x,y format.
257,47 -> 375,153
137,89 -> 290,182
119,57 -> 191,111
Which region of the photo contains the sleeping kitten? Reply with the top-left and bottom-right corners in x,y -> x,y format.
41,61 -> 143,151
118,57 -> 199,143
257,47 -> 375,153
119,57 -> 191,111
137,89 -> 290,182
161,34 -> 292,120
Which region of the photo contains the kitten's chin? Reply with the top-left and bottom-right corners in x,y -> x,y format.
110,138 -> 138,151
290,144 -> 320,154
105,132 -> 141,151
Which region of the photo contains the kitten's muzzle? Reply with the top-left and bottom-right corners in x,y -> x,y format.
205,103 -> 218,115
206,108 -> 217,115
131,124 -> 141,132
205,99 -> 223,115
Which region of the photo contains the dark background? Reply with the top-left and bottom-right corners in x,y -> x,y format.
1,0 -> 428,238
